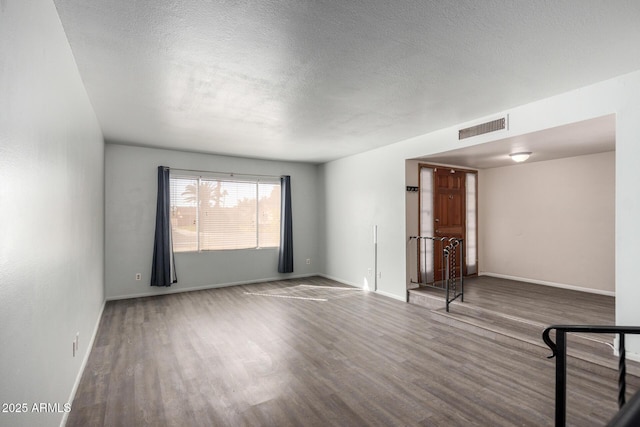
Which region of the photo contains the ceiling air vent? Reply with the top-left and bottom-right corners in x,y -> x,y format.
458,117 -> 506,140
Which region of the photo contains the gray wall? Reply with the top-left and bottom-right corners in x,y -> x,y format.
105,144 -> 322,299
321,71 -> 640,353
0,1 -> 105,426
479,151 -> 615,294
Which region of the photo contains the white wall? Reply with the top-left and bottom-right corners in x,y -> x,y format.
405,160 -> 420,288
0,1 -> 105,426
615,106 -> 640,333
321,148 -> 406,299
105,144 -> 322,299
322,70 -> 640,352
479,151 -> 615,294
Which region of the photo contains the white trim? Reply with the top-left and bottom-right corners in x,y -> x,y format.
106,273 -> 318,301
627,352 -> 640,363
479,272 -> 615,297
613,336 -> 640,362
60,300 -> 106,427
317,273 -> 363,289
375,289 -> 407,302
317,274 -> 407,301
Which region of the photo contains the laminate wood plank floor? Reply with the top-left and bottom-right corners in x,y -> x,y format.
68,277 -> 634,426
411,275 -> 614,326
458,275 -> 614,325
409,276 -> 620,360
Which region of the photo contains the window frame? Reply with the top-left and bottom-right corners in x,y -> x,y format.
169,172 -> 281,253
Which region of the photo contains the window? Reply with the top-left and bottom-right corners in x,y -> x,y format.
169,174 -> 281,252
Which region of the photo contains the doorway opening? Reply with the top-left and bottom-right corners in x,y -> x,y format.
416,164 -> 478,286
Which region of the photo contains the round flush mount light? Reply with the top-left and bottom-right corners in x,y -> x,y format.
509,152 -> 531,163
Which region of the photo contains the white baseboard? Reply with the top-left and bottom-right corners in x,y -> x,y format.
626,351 -> 640,363
479,272 -> 615,297
317,273 -> 363,289
613,336 -> 640,362
106,273 -> 319,301
61,300 -> 106,427
318,274 -> 407,302
375,289 -> 407,302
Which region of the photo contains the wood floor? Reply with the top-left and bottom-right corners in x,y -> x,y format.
410,274 -> 614,325
408,276 -> 623,368
68,276 -> 635,426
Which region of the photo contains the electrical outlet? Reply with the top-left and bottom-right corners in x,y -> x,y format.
367,268 -> 372,276
377,271 -> 382,279
135,273 -> 141,281
306,258 -> 311,265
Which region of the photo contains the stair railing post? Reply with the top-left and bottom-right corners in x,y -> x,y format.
444,247 -> 450,312
555,330 -> 567,427
619,333 -> 626,409
460,238 -> 464,302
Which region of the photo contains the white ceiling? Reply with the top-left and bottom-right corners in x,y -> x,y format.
53,1 -> 640,163
418,114 -> 616,169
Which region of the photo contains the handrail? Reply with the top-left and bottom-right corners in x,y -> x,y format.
608,388 -> 640,427
542,325 -> 640,427
408,236 -> 464,312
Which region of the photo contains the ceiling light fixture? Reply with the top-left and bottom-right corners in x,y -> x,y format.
509,152 -> 531,163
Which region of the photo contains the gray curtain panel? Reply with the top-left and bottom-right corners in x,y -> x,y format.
151,166 -> 177,286
278,175 -> 293,273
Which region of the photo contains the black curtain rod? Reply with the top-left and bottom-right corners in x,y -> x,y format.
165,166 -> 282,180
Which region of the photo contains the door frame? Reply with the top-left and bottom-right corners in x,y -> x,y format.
418,163 -> 479,282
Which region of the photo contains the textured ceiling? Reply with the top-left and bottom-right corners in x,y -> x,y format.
53,0 -> 640,163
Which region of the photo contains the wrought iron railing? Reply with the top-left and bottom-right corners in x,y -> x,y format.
608,387 -> 640,427
409,236 -> 464,312
542,325 -> 640,427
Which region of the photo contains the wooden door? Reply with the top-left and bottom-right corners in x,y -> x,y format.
433,168 -> 465,282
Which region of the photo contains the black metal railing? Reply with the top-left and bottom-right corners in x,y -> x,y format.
608,387 -> 640,427
542,325 -> 640,427
409,236 -> 464,312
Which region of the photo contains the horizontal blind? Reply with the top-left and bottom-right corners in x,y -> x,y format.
258,183 -> 281,248
201,179 -> 256,250
169,173 -> 280,251
170,175 -> 198,252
